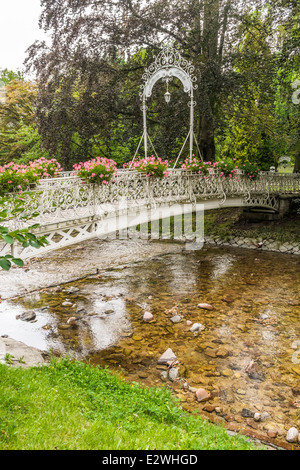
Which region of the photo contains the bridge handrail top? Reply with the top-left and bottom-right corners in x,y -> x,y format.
38,169 -> 299,181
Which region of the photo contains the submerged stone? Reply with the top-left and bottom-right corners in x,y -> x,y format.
17,310 -> 36,322
168,367 -> 179,382
197,303 -> 214,310
157,348 -> 177,364
170,315 -> 182,323
286,427 -> 299,443
195,388 -> 211,402
143,311 -> 153,322
189,323 -> 205,333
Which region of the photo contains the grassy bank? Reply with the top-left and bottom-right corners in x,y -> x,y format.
0,358 -> 259,450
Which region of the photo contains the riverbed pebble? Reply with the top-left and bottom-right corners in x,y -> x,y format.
286,427 -> 299,443
168,367 -> 179,382
197,303 -> 214,310
16,310 -> 36,322
195,388 -> 211,402
143,311 -> 153,322
190,323 -> 205,333
157,348 -> 177,364
170,315 -> 182,323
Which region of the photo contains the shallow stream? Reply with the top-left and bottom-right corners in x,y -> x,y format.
0,237 -> 299,447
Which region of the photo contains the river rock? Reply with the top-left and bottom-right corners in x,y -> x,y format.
254,413 -> 261,422
17,310 -> 36,322
160,371 -> 168,381
286,427 -> 299,443
157,348 -> 177,364
190,323 -> 205,333
170,315 -> 182,323
222,296 -> 234,304
267,429 -> 278,439
195,388 -> 211,402
66,287 -> 80,294
245,360 -> 266,381
143,311 -> 153,322
216,347 -> 230,358
197,303 -> 214,310
168,367 -> 179,382
260,412 -> 271,421
241,408 -> 255,418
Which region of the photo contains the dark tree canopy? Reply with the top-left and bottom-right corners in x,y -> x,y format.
26,0 -> 299,169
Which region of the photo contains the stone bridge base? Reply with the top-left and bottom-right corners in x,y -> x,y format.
243,194 -> 300,221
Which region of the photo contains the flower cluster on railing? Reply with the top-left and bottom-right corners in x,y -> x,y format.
1,155 -> 289,197
72,157 -> 118,185
0,158 -> 62,196
180,158 -> 260,180
123,156 -> 171,178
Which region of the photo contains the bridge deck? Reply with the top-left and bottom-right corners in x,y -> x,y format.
1,170 -> 299,259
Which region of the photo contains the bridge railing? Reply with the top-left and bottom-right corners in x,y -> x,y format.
2,170 -> 300,230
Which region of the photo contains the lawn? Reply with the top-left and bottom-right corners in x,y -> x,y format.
0,358 -> 260,450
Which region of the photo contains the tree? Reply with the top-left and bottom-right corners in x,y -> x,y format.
0,77 -> 51,164
0,68 -> 23,84
216,9 -> 280,169
274,0 -> 300,172
26,0 -> 299,166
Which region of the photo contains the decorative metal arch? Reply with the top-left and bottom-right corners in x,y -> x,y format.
131,43 -> 202,168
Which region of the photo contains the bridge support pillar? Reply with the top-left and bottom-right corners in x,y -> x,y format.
277,195 -> 295,218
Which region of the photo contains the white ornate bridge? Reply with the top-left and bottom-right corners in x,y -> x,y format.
1,169 -> 300,260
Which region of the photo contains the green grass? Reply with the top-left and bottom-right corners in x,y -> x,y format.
0,358 -> 260,450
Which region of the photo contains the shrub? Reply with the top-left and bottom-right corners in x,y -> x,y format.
0,158 -> 62,196
214,160 -> 239,178
124,156 -> 171,178
240,161 -> 260,180
180,157 -> 212,174
180,157 -> 260,180
73,157 -> 118,184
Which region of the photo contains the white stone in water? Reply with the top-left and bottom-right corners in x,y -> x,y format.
286,427 -> 299,443
143,311 -> 153,322
170,315 -> 181,323
197,303 -> 214,310
190,323 -> 205,333
157,348 -> 177,364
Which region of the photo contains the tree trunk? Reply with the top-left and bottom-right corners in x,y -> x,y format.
294,153 -> 300,173
198,113 -> 215,162
195,0 -> 220,162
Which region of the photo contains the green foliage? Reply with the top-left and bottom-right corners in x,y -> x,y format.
0,69 -> 23,84
0,123 -> 52,165
0,158 -> 62,197
239,161 -> 260,180
0,165 -> 39,197
0,358 -> 259,450
0,195 -> 49,270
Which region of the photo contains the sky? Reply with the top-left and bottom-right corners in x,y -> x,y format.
0,0 -> 47,74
